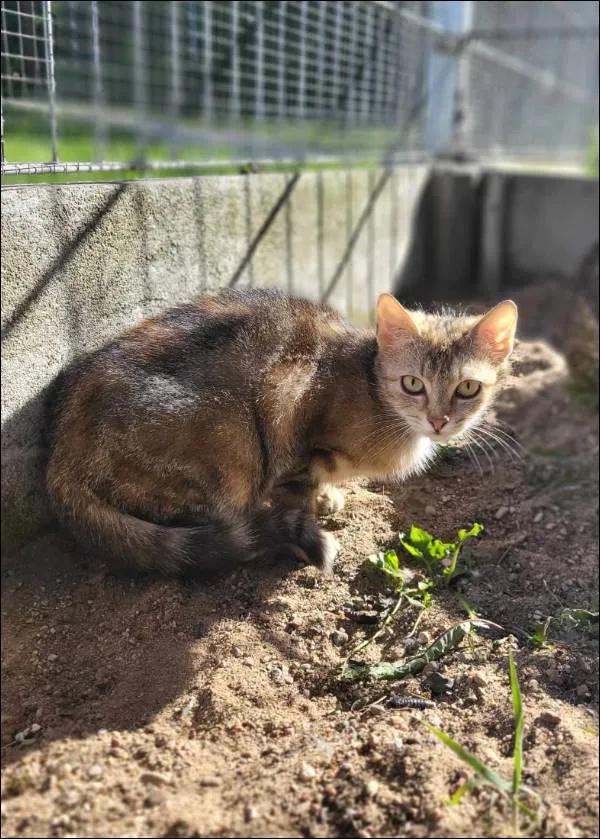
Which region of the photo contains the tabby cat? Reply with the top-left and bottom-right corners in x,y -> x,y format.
45,289 -> 518,576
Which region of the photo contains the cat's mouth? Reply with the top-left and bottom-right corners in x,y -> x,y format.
418,424 -> 463,444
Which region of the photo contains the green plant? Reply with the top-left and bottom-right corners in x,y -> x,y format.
560,607 -> 599,637
529,616 -> 555,649
342,550 -> 435,664
400,522 -> 484,585
338,618 -> 501,683
427,653 -> 540,836
337,522 -> 486,681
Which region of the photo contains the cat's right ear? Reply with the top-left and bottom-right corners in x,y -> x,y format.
376,294 -> 419,350
471,300 -> 518,364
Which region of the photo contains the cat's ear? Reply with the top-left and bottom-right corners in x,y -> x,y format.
471,300 -> 518,363
376,294 -> 419,349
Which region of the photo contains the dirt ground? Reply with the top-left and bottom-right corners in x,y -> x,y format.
1,292 -> 599,838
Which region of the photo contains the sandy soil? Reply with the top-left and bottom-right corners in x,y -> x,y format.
2,301 -> 598,838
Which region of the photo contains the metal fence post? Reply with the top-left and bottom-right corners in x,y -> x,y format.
42,0 -> 58,163
424,0 -> 467,156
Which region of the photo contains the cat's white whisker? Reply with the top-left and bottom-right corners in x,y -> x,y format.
463,439 -> 485,476
466,430 -> 497,474
483,422 -> 525,454
476,424 -> 523,461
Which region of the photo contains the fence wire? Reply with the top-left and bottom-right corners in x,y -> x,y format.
1,1 -> 598,178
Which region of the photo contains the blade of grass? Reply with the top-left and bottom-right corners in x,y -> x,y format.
447,778 -> 481,806
509,652 -> 524,837
426,725 -> 512,794
509,653 -> 524,795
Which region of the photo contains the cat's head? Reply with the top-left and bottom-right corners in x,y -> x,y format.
375,294 -> 518,443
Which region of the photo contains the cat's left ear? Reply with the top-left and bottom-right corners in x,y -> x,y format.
376,294 -> 419,349
471,300 -> 518,363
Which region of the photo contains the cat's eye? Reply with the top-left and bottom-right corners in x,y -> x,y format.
401,375 -> 425,395
455,379 -> 481,399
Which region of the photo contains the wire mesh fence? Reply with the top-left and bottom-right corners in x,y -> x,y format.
1,1 -> 599,178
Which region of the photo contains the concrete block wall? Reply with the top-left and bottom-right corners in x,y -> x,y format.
396,168 -> 599,304
1,166 -> 428,550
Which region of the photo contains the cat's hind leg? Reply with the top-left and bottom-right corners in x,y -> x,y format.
254,504 -> 340,575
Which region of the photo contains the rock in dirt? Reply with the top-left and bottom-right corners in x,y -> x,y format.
331,629 -> 349,646
426,673 -> 455,696
299,763 -> 317,781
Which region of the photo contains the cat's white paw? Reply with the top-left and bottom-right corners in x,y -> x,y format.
319,531 -> 340,576
316,486 -> 345,516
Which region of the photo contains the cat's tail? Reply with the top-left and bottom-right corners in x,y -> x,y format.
46,477 -> 338,577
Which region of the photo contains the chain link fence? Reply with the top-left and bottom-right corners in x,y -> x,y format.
1,1 -> 598,178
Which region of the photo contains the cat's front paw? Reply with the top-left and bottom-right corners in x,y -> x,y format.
316,486 -> 345,516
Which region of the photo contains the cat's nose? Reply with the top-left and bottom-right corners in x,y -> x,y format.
428,416 -> 449,433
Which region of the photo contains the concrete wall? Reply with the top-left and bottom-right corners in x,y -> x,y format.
395,168 -> 599,304
1,166 -> 428,551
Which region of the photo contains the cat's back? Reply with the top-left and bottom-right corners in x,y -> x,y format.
50,289 -> 347,427
94,288 -> 343,374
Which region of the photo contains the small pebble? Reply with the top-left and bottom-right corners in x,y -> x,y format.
145,789 -> 166,808
417,631 -> 431,646
140,772 -> 171,787
495,506 -> 509,520
244,805 -> 258,822
299,763 -> 317,781
330,629 -> 349,646
426,673 -> 455,696
365,780 -> 379,797
533,511 -> 544,523
367,705 -> 387,716
576,684 -> 591,699
269,666 -> 285,684
87,764 -> 103,780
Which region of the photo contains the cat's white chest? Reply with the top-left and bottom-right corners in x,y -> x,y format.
390,435 -> 435,480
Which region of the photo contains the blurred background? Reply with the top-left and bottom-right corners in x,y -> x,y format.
1,1 -> 598,179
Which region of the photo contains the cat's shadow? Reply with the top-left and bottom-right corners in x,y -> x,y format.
0,525 -> 300,769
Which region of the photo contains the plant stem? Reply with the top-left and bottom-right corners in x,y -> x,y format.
344,588 -> 405,662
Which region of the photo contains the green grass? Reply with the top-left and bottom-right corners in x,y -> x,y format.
427,653 -> 540,837
1,111 -> 397,185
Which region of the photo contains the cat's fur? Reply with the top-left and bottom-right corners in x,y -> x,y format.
45,288 -> 517,576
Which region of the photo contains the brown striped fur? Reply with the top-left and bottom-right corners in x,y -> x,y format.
45,289 -> 517,576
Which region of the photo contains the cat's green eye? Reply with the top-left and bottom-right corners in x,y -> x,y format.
455,379 -> 481,399
401,375 -> 425,395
